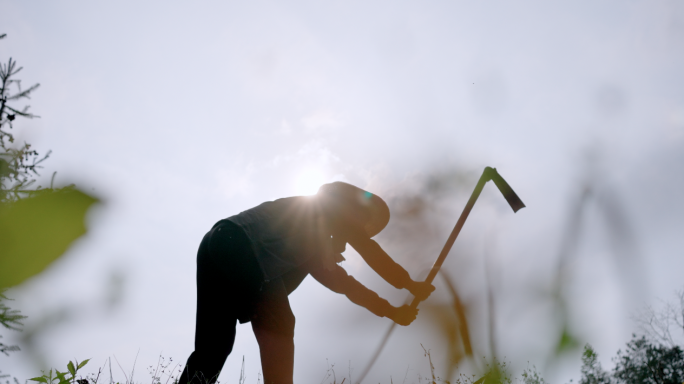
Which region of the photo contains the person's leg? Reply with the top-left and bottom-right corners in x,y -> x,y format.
179,313 -> 237,384
179,223 -> 262,384
251,278 -> 296,384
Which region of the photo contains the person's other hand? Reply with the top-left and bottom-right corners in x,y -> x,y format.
408,280 -> 436,302
389,305 -> 418,326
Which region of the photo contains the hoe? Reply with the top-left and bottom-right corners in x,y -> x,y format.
357,166 -> 526,383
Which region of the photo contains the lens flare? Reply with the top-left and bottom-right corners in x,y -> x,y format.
295,168 -> 326,196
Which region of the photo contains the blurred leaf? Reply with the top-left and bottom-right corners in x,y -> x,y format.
55,370 -> 67,382
556,327 -> 580,354
77,358 -> 89,369
0,188 -> 98,289
423,302 -> 466,377
67,361 -> 75,376
441,271 -> 473,357
29,377 -> 47,383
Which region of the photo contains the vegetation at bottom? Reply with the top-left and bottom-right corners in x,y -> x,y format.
2,320 -> 681,384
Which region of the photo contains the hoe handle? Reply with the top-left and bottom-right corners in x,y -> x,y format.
408,167 -> 494,310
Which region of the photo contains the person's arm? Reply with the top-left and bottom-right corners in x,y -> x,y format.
310,264 -> 417,326
346,230 -> 434,301
347,234 -> 411,289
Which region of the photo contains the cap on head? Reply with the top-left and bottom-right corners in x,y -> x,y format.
317,182 -> 390,238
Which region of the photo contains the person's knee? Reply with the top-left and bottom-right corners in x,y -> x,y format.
252,309 -> 295,338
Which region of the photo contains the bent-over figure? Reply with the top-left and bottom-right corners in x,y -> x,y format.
178,182 -> 435,384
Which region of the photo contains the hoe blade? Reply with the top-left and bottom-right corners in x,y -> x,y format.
487,167 -> 526,213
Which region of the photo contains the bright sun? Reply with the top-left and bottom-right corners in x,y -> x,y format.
295,168 -> 327,196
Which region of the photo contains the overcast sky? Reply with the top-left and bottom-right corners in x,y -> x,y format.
2,1 -> 684,383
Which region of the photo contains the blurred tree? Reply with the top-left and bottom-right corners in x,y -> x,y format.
612,335 -> 684,384
577,336 -> 684,384
575,290 -> 684,384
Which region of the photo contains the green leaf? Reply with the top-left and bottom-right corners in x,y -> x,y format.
55,370 -> 68,382
67,361 -> 76,376
57,374 -> 71,384
0,188 -> 98,289
77,358 -> 90,369
29,377 -> 48,383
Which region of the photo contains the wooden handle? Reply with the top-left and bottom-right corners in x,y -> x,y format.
408,167 -> 494,309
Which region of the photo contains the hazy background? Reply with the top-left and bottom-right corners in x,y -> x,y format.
2,0 -> 684,383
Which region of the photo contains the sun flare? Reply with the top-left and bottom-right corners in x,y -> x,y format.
295,168 -> 327,196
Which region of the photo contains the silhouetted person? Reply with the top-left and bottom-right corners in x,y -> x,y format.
178,182 -> 435,384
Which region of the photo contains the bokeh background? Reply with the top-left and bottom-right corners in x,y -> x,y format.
2,0 -> 684,383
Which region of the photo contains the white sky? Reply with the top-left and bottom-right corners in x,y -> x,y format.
2,0 -> 684,383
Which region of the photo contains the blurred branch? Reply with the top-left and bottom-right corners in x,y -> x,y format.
0,292 -> 27,331
1,36 -> 46,203
0,291 -> 26,359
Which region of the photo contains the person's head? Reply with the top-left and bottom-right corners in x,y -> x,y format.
316,182 -> 390,238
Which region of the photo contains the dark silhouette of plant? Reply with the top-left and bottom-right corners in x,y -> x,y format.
520,364 -> 547,384
0,33 -> 49,203
577,336 -> 684,384
612,335 -> 684,384
0,291 -> 26,357
0,32 -> 39,373
578,345 -> 612,384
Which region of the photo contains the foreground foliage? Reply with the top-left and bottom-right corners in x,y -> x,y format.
0,32 -> 99,384
30,359 -> 91,384
580,336 -> 684,384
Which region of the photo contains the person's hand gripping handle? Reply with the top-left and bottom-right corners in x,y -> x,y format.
386,281 -> 435,325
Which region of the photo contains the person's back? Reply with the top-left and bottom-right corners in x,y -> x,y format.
224,196 -> 330,282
